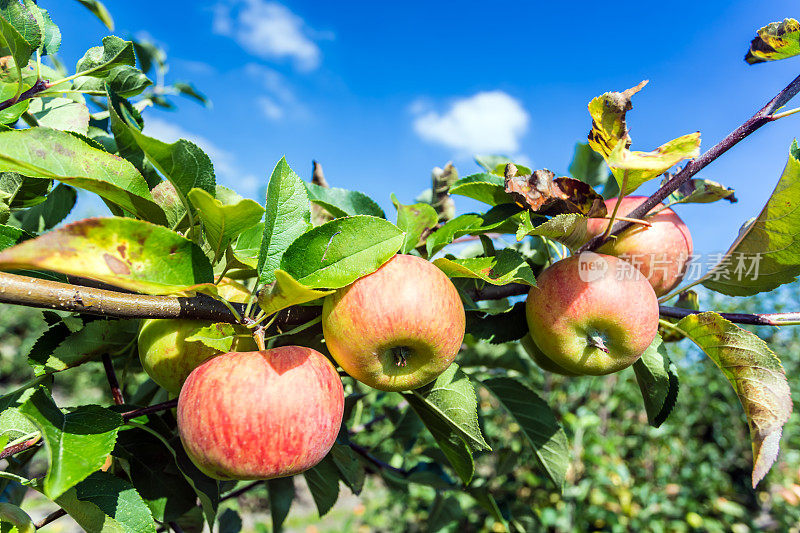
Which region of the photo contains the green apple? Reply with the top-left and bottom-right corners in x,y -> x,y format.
586,196 -> 693,296
525,253 -> 659,375
177,347 -> 344,480
322,254 -> 465,391
138,319 -> 257,394
520,333 -> 579,376
0,503 -> 35,533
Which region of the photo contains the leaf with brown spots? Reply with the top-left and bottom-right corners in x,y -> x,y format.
0,128 -> 166,225
745,18 -> 800,64
587,80 -> 648,158
673,312 -> 792,487
504,169 -> 606,217
0,217 -> 214,295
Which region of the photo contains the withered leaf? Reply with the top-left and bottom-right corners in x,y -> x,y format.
587,80 -> 648,157
505,169 -> 607,217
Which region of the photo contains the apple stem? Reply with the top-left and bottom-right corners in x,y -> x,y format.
587,335 -> 610,353
392,346 -> 410,367
254,326 -> 266,351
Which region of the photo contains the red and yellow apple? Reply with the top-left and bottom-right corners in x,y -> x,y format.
177,347 -> 344,480
525,253 -> 659,375
322,254 -> 465,391
586,196 -> 693,296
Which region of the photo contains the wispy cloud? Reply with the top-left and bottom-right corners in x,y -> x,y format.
213,0 -> 331,72
412,91 -> 530,155
245,63 -> 308,121
143,117 -> 260,196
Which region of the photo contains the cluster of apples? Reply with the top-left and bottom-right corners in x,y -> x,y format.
524,196 -> 692,375
136,196 -> 690,480
137,255 -> 466,480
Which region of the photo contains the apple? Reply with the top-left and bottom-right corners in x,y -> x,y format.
525,253 -> 659,376
177,347 -> 344,480
138,319 -> 258,394
520,333 -> 579,376
585,196 -> 693,296
322,254 -> 465,391
0,503 -> 35,533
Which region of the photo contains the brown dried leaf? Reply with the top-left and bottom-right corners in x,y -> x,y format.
505,169 -> 607,217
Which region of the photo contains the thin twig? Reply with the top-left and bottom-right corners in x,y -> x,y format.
658,305 -> 800,326
34,509 -> 66,529
168,522 -> 184,533
0,79 -> 48,111
0,437 -> 40,460
348,441 -> 409,477
121,399 -> 179,421
580,72 -> 800,253
102,354 -> 125,405
220,480 -> 264,502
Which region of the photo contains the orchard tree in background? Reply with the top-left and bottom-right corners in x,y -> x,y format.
2,3 -> 800,531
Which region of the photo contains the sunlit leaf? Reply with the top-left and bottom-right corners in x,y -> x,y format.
74,0 -> 114,31
434,248 -> 536,286
674,312 -> 792,487
257,269 -> 333,316
516,212 -> 590,251
449,173 -> 514,206
391,193 -> 438,254
188,187 -> 264,263
28,97 -> 90,134
745,18 -> 800,64
305,181 -> 385,218
75,35 -> 134,78
587,80 -> 648,158
0,217 -> 214,294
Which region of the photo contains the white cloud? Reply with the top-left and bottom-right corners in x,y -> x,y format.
244,63 -> 308,121
143,118 -> 259,195
412,91 -> 530,155
213,0 -> 330,71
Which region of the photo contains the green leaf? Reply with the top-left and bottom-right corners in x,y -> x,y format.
330,442 -> 365,495
665,178 -> 736,205
29,319 -> 138,375
54,471 -> 156,533
745,18 -> 800,64
426,204 -> 523,256
28,97 -> 89,134
465,301 -> 528,345
607,132 -> 701,196
74,0 -> 114,31
174,82 -> 209,106
0,99 -> 28,125
674,312 -> 792,487
569,142 -> 608,185
701,141 -> 800,296
257,269 -> 333,316
482,377 -> 570,491
0,223 -> 28,251
75,35 -> 134,78
434,248 -> 536,286
232,222 -> 262,269
27,2 -> 60,56
0,172 -> 49,208
632,334 -> 679,428
106,88 -> 159,188
0,502 -> 34,532
267,477 -> 294,533
184,323 -> 237,352
258,157 -> 310,284
427,494 -> 463,533
391,193 -> 438,254
16,183 -> 76,234
474,155 -> 531,176
0,128 -> 166,225
0,406 -> 39,442
18,389 -> 123,499
305,181 -> 385,218
112,425 -> 196,523
74,65 -> 152,98
128,117 -> 216,217
449,173 -> 514,206
0,0 -> 41,52
516,212 -> 590,251
0,217 -> 214,295
0,12 -> 34,98
188,188 -> 264,263
280,215 -> 404,289
403,364 -> 490,483
303,455 -> 340,517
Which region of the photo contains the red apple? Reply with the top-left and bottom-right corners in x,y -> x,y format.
138,319 -> 258,394
177,347 -> 344,480
525,253 -> 659,375
322,254 -> 465,391
585,196 -> 693,296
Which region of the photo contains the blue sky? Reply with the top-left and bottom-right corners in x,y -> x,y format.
46,0 -> 800,258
